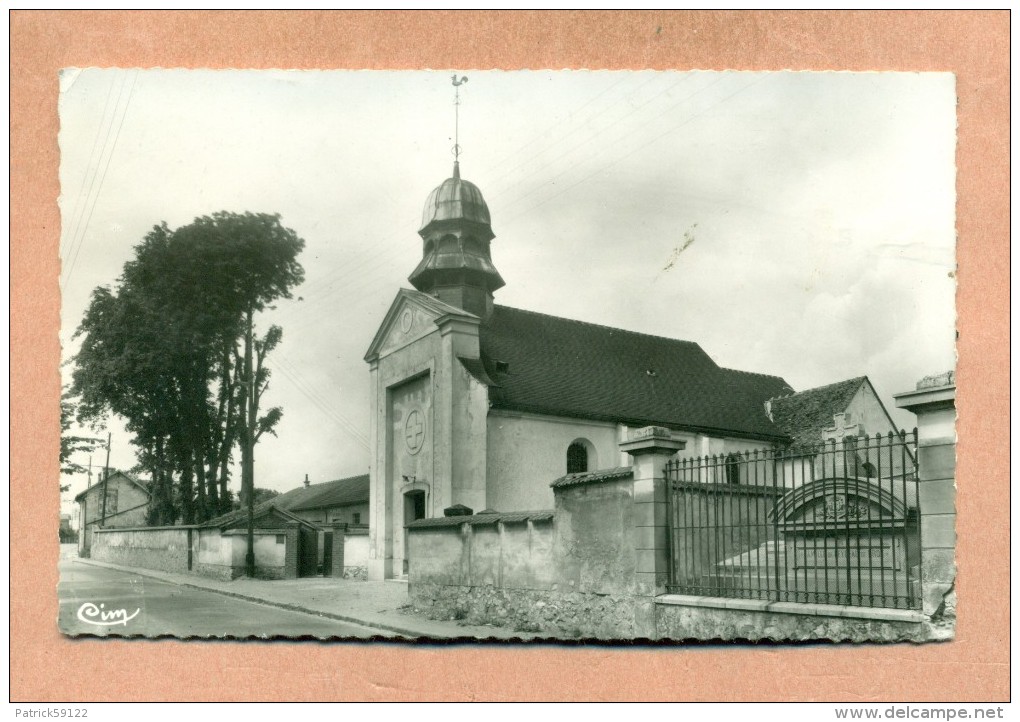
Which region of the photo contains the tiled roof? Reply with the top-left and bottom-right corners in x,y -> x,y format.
73,470 -> 150,502
287,474 -> 370,512
767,377 -> 867,447
407,510 -> 554,529
550,466 -> 634,489
479,306 -> 792,440
201,501 -> 313,530
200,473 -> 369,528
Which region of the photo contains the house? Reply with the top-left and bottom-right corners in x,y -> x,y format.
75,469 -> 150,557
199,478 -> 370,579
270,474 -> 370,527
363,161 -> 903,580
199,502 -> 323,579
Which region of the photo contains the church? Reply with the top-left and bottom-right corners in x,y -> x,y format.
363,159 -> 901,581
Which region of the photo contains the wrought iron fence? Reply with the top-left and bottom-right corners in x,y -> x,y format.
663,430 -> 920,610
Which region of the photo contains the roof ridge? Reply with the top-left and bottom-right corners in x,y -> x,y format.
721,366 -> 789,383
318,472 -> 370,485
491,304 -> 704,349
773,376 -> 866,401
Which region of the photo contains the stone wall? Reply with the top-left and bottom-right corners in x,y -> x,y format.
553,474 -> 636,595
91,526 -> 193,574
408,513 -> 557,589
226,530 -> 289,580
407,474 -> 641,638
406,422 -> 951,641
655,597 -> 941,642
90,526 -> 294,581
410,582 -> 641,638
343,528 -> 369,578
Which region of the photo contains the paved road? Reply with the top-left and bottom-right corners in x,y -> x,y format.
58,559 -> 394,638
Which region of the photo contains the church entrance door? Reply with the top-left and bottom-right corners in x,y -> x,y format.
388,373 -> 432,578
403,490 -> 427,574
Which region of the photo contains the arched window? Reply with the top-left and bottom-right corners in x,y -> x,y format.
567,442 -> 589,474
725,453 -> 741,484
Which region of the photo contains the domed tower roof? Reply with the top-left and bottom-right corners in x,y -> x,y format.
409,161 -> 504,318
419,162 -> 492,236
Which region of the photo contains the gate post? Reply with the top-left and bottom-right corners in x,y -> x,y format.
621,426 -> 685,637
895,372 -> 956,617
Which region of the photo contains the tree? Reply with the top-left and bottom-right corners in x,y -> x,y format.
72,212 -> 305,526
233,487 -> 280,510
59,390 -> 105,492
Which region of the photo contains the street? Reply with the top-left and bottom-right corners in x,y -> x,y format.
58,558 -> 395,638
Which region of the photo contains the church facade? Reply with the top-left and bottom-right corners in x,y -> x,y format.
363,162 -> 901,581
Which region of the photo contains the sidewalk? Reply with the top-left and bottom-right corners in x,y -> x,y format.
74,557 -> 533,640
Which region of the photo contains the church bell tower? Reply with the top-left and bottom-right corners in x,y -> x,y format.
409,160 -> 504,318
408,75 -> 504,319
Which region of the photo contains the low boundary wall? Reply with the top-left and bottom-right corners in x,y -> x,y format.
406,426 -> 951,641
91,525 -> 193,574
88,523 -> 368,582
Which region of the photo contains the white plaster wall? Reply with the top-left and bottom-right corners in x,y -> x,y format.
230,532 -> 286,567
917,407 -> 955,443
671,433 -> 778,485
847,382 -> 901,438
451,360 -> 488,512
486,411 -> 619,511
328,504 -> 369,525
196,529 -> 232,567
291,504 -> 370,526
344,534 -> 369,567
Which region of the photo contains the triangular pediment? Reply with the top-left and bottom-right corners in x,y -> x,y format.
364,288 -> 478,362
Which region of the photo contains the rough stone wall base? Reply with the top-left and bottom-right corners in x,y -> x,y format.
92,545 -> 189,574
250,565 -> 286,581
343,566 -> 367,580
409,583 -> 953,641
655,603 -> 951,643
193,563 -> 238,581
409,583 -> 639,638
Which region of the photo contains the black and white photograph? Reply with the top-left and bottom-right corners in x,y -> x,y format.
57,69 -> 957,642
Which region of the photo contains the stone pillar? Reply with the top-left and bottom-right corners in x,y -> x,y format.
894,372 -> 956,617
330,523 -> 348,578
620,426 -> 686,636
284,522 -> 301,580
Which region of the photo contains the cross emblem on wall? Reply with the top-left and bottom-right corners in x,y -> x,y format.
824,412 -> 864,441
404,409 -> 425,455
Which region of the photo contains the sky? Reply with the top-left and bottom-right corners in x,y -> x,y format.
58,70 -> 957,517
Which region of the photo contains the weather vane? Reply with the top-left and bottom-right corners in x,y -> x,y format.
452,75 -> 468,167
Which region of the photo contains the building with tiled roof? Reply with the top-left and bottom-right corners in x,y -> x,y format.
768,377 -> 889,448
75,469 -> 150,557
362,160 -> 899,581
282,474 -> 370,527
207,474 -> 371,529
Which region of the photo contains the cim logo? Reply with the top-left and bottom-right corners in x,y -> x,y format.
76,602 -> 140,627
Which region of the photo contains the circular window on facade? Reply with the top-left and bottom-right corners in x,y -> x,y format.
400,309 -> 413,334
404,408 -> 426,455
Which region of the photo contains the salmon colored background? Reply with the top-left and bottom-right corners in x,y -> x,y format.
11,11 -> 1009,701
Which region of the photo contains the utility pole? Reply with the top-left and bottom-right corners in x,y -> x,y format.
243,306 -> 255,577
99,433 -> 111,527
